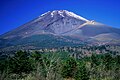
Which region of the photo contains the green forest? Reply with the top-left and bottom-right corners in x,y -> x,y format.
0,45 -> 120,80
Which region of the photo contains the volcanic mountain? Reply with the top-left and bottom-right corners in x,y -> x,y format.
0,10 -> 120,51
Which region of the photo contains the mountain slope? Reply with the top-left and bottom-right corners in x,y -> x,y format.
0,10 -> 88,39
0,10 -> 120,51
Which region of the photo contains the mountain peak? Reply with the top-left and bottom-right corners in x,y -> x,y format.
40,10 -> 89,21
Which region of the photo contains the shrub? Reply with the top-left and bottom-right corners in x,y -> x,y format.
9,50 -> 33,75
61,57 -> 77,78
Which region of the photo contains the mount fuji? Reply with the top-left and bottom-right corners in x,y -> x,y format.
0,10 -> 120,51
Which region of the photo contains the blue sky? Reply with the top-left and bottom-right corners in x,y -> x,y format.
0,0 -> 120,35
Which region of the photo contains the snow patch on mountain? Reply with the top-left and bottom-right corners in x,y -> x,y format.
40,11 -> 51,17
64,10 -> 89,21
39,10 -> 89,21
58,11 -> 65,17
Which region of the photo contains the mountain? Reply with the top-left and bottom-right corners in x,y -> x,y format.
0,10 -> 120,51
